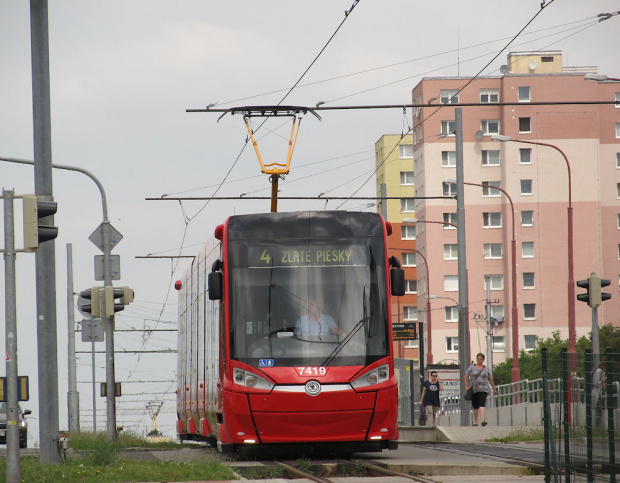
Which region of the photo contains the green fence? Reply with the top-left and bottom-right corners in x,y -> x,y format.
543,348 -> 618,483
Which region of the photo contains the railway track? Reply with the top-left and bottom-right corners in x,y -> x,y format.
233,459 -> 441,483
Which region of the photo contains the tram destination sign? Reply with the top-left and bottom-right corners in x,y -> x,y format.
392,322 -> 417,340
249,245 -> 368,268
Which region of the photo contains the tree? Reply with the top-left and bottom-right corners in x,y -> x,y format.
492,324 -> 620,385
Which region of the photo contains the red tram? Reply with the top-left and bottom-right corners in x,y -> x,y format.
176,211 -> 404,453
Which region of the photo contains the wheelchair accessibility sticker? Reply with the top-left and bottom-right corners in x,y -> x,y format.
259,359 -> 274,367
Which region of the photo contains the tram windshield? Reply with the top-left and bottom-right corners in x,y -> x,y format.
228,240 -> 389,367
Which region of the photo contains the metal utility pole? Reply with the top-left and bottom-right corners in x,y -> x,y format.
485,283 -> 492,377
30,0 -> 60,464
3,190 -> 22,481
67,244 -> 80,432
455,108 -> 470,425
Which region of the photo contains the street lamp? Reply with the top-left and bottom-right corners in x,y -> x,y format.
402,217 -> 458,365
491,134 -> 576,359
449,179 -> 520,383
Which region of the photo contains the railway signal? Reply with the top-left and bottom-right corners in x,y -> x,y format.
22,194 -> 58,251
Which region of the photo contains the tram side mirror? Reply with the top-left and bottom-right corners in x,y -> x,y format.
208,259 -> 223,300
388,255 -> 405,296
390,267 -> 405,296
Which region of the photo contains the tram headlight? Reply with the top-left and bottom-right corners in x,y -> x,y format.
232,368 -> 274,391
350,364 -> 390,389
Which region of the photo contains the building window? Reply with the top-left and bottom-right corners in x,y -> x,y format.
445,306 -> 458,322
541,56 -> 554,63
521,210 -> 534,226
523,303 -> 536,320
483,212 -> 502,228
400,144 -> 414,158
617,153 -> 620,168
446,337 -> 459,352
404,339 -> 418,349
403,306 -> 418,321
405,280 -> 417,294
491,305 -> 505,321
484,274 -> 504,291
442,182 -> 457,196
440,89 -> 459,104
481,120 -> 500,135
617,213 -> 620,229
481,150 -> 500,165
482,181 -> 501,197
443,212 -> 458,229
519,117 -> 531,133
444,244 -> 458,260
442,151 -> 456,167
523,272 -> 535,289
441,120 -> 456,136
618,244 -> 620,260
518,86 -> 531,102
402,252 -> 417,267
400,171 -> 414,185
616,92 -> 620,109
617,183 -> 620,199
401,225 -> 416,240
400,198 -> 415,212
480,89 -> 499,103
522,241 -> 534,258
444,275 -> 459,292
616,122 -> 620,139
483,243 -> 503,259
520,148 -> 532,164
521,179 -> 533,195
492,336 -> 505,352
524,335 -> 537,351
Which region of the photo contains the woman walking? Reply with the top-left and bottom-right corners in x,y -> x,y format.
465,353 -> 497,426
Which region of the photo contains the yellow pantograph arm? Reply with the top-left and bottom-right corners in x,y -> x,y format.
243,115 -> 302,175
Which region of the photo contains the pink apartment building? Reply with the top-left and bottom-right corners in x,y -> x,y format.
380,51 -> 620,368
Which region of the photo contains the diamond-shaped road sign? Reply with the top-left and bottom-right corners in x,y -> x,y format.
89,223 -> 123,253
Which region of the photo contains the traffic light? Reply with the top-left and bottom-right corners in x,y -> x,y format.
100,382 -> 121,397
23,194 -> 58,251
599,278 -> 612,305
104,286 -> 134,315
577,273 -> 612,308
79,287 -> 102,318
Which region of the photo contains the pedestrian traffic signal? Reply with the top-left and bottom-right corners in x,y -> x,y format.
23,194 -> 58,251
79,287 -> 102,318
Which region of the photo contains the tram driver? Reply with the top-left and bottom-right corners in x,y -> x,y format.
294,298 -> 346,337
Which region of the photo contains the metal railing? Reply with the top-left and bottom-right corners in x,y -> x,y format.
439,377 -> 619,415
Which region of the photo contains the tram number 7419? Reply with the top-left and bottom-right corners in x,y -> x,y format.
297,367 -> 327,376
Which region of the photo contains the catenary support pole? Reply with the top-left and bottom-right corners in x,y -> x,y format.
67,244 -> 79,432
455,108 -> 470,425
30,0 -> 61,464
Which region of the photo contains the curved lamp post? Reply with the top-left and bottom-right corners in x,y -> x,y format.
491,134 -> 576,359
458,180 -> 520,383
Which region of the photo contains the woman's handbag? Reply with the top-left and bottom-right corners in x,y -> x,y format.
464,386 -> 473,401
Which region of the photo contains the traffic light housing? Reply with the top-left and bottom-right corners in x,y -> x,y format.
577,273 -> 612,308
79,287 -> 102,318
23,194 -> 58,251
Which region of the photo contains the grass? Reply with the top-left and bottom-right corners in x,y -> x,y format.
486,427 -> 544,443
0,432 -> 236,482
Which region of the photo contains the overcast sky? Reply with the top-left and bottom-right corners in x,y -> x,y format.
1,0 -> 618,444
